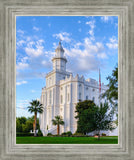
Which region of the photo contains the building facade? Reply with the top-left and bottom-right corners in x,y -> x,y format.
39,42 -> 107,136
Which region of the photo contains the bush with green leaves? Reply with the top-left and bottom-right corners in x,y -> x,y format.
101,133 -> 106,136
66,131 -> 72,137
38,128 -> 43,137
61,132 -> 67,136
47,133 -> 53,136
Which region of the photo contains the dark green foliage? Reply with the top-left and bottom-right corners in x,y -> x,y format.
16,132 -> 34,137
73,132 -> 85,136
61,131 -> 72,137
101,65 -> 118,112
47,133 -> 53,136
66,131 -> 72,137
75,100 -> 98,135
75,100 -> 115,136
38,128 -> 43,137
101,65 -> 118,125
93,103 -> 115,134
27,100 -> 44,114
102,133 -> 106,136
16,116 -> 40,134
61,132 -> 67,136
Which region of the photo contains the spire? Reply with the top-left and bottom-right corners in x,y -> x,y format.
52,41 -> 67,71
55,40 -> 64,53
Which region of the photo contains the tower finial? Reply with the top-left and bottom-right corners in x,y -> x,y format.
59,38 -> 62,45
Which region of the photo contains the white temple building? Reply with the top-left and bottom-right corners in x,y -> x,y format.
39,41 -> 108,136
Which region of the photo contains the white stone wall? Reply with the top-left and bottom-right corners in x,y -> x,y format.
40,43 -> 108,136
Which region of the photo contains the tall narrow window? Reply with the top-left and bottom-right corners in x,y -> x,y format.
61,95 -> 63,104
86,96 -> 88,100
79,93 -> 81,100
49,90 -> 52,104
67,93 -> 69,102
92,97 -> 95,102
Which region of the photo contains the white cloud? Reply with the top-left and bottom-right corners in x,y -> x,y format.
101,16 -> 113,23
25,39 -> 45,57
16,80 -> 27,85
88,30 -> 94,36
33,26 -> 39,31
86,20 -> 95,40
53,32 -> 71,43
16,99 -> 30,111
106,36 -> 118,49
17,29 -> 24,35
17,62 -> 29,70
86,20 -> 95,29
16,56 -> 29,70
64,37 -> 107,74
17,40 -> 26,47
97,53 -> 108,59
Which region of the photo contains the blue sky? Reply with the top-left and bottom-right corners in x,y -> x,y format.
16,16 -> 118,118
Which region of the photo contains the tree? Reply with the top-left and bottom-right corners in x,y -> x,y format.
16,118 -> 22,132
93,103 -> 115,140
52,115 -> 64,135
75,100 -> 115,138
101,65 -> 118,113
27,100 -> 44,136
75,100 -> 98,135
16,117 -> 27,132
101,65 -> 118,125
22,120 -> 33,133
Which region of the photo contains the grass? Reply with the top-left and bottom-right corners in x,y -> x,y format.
16,136 -> 118,144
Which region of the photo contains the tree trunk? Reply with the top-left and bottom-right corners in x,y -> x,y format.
57,124 -> 59,135
34,112 -> 37,136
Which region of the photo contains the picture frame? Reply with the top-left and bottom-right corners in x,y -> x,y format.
0,0 -> 134,160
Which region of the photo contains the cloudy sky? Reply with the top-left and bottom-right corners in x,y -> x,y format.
16,16 -> 118,118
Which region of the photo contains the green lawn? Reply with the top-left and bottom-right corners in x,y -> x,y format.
16,136 -> 118,144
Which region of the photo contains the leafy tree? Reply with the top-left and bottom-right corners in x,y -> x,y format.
52,115 -> 64,135
101,65 -> 118,113
75,100 -> 98,135
93,103 -> 115,140
16,116 -> 40,133
16,117 -> 27,132
75,100 -> 115,138
22,120 -> 33,133
27,100 -> 44,136
16,118 -> 22,132
101,65 -> 118,125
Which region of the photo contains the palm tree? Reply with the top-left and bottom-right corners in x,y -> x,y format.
52,115 -> 64,135
27,100 -> 43,136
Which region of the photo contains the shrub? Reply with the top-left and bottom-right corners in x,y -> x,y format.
73,132 -> 84,136
101,133 -> 106,136
16,132 -> 34,137
38,128 -> 43,137
66,131 -> 72,137
47,133 -> 53,136
61,132 -> 67,136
